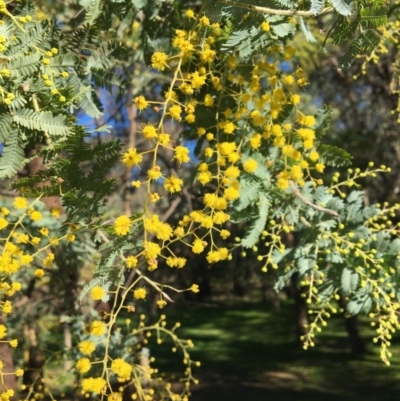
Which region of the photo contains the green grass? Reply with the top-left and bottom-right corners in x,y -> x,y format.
147,300 -> 400,401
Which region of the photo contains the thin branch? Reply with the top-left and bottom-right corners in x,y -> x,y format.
217,0 -> 333,17
289,181 -> 340,218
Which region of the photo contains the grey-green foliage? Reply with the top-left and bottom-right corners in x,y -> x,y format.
0,2 -> 131,179
218,0 -> 389,69
272,187 -> 400,316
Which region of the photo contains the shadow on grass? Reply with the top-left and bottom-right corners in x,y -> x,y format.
150,300 -> 400,401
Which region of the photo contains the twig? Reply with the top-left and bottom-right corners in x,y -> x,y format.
289,181 -> 340,218
217,0 -> 333,17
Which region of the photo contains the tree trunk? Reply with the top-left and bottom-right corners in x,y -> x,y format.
338,295 -> 366,355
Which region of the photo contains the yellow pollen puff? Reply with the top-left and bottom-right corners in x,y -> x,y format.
243,159 -> 258,173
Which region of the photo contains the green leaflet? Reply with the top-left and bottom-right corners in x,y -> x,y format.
297,257 -> 317,275
0,114 -> 13,143
132,0 -> 148,8
319,144 -> 353,167
310,0 -> 325,14
241,194 -> 269,248
78,90 -> 103,119
330,0 -> 354,16
49,54 -> 80,72
0,129 -> 26,179
7,22 -> 50,58
80,0 -> 103,25
12,109 -> 70,138
236,177 -> 262,211
299,17 -> 317,43
341,267 -> 359,294
339,29 -> 381,69
347,286 -> 372,315
8,54 -> 41,79
360,5 -> 388,28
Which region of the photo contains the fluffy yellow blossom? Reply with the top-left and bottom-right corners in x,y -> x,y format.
174,146 -> 190,164
31,237 -> 40,245
157,300 -> 167,308
126,256 -> 138,269
201,47 -> 216,63
82,377 -> 106,394
0,218 -> 8,230
50,207 -> 60,217
87,321 -> 106,336
0,207 -> 9,216
76,358 -> 91,374
219,142 -> 236,155
144,241 -> 161,260
224,186 -> 240,201
185,9 -> 195,19
111,358 -> 132,380
213,211 -> 230,225
122,148 -> 143,168
14,197 -> 28,209
204,147 -> 213,158
164,175 -> 183,193
134,96 -> 148,111
220,229 -> 231,239
3,301 -> 12,315
291,165 -> 303,181
249,134 -> 262,149
142,125 -> 158,139
114,215 -> 131,236
192,239 -> 206,254
90,286 -> 105,301
134,287 -> 147,300
191,284 -> 200,293
223,122 -> 236,134
198,171 -> 212,185
147,165 -> 163,180
243,159 -> 258,173
0,324 -> 7,339
199,16 -> 210,26
191,71 -> 206,89
30,210 -> 42,221
169,104 -> 182,121
185,113 -> 195,123
309,151 -> 320,162
79,340 -> 96,355
156,222 -> 173,241
299,115 -> 316,127
67,234 -> 75,242
292,94 -> 301,104
34,269 -> 44,278
158,132 -> 170,146
151,52 -> 168,70
225,165 -> 240,179
261,21 -> 270,32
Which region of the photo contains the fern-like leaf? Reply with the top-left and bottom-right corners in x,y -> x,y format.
319,144 -> 353,167
360,5 -> 388,28
339,30 -> 381,69
13,109 -> 70,138
242,195 -> 269,248
330,0 -> 354,16
0,129 -> 26,179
